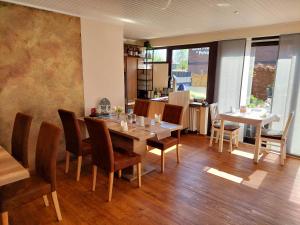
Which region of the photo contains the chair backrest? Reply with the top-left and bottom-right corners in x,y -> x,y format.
11,112 -> 33,168
209,103 -> 219,122
58,109 -> 82,156
84,118 -> 114,172
133,99 -> 150,117
282,112 -> 295,139
162,104 -> 183,125
35,122 -> 61,191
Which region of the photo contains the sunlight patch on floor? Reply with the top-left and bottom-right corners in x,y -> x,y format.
242,170 -> 268,189
149,144 -> 182,156
204,167 -> 243,183
261,152 -> 279,163
231,149 -> 254,159
289,167 -> 300,204
204,167 -> 269,188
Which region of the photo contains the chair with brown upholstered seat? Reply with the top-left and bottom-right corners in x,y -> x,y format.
84,117 -> 141,202
0,122 -> 62,225
58,109 -> 92,181
146,104 -> 183,173
209,103 -> 240,152
11,112 -> 33,168
260,112 -> 294,165
133,99 -> 150,117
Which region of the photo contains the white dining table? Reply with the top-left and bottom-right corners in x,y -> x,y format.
218,110 -> 280,163
0,145 -> 30,186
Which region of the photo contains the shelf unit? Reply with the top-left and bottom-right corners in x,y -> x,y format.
137,49 -> 154,99
124,43 -> 145,112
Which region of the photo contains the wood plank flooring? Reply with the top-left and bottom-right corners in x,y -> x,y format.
8,134 -> 300,225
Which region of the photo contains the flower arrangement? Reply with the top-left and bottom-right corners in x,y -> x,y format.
114,106 -> 123,118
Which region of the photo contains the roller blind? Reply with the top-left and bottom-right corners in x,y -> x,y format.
214,39 -> 246,113
272,34 -> 300,156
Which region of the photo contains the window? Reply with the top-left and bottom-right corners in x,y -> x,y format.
171,47 -> 210,100
151,49 -> 167,63
247,43 -> 279,112
241,37 -> 280,143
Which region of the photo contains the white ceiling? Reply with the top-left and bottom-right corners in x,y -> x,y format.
4,0 -> 300,40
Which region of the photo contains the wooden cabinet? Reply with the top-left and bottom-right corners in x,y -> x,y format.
124,56 -> 138,109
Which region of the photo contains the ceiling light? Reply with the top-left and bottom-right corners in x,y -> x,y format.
119,18 -> 136,24
216,3 -> 230,7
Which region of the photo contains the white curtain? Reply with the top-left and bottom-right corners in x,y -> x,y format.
272,34 -> 300,156
214,39 -> 246,112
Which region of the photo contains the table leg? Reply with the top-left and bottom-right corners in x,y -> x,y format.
218,120 -> 225,152
254,124 -> 262,163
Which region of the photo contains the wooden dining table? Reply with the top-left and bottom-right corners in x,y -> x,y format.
218,109 -> 280,163
0,145 -> 30,186
79,115 -> 183,180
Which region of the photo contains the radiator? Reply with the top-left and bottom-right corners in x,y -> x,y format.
188,106 -> 208,135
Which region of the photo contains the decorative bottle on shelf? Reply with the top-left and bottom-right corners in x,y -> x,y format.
154,88 -> 157,98
128,47 -> 133,56
134,47 -> 139,56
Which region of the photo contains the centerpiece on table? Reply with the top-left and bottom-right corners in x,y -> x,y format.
114,106 -> 123,119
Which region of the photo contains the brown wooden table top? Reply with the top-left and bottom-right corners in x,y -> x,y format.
0,146 -> 30,186
79,116 -> 183,141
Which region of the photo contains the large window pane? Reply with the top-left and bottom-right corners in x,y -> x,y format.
247,45 -> 279,111
244,43 -> 279,143
151,49 -> 167,62
171,47 -> 209,100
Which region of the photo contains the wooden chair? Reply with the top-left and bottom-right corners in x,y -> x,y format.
146,104 -> 183,173
133,99 -> 150,117
58,109 -> 92,181
260,112 -> 294,165
209,103 -> 240,152
11,112 -> 33,168
0,122 -> 62,225
84,118 -> 142,202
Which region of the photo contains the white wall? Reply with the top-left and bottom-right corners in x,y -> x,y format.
81,18 -> 124,115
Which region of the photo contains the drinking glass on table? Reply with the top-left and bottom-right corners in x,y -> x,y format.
132,114 -> 137,123
137,116 -> 144,126
127,114 -> 133,123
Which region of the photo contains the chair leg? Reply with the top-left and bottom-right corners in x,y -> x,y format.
215,130 -> 220,144
118,170 -> 122,178
76,156 -> 82,181
92,165 -> 97,191
235,131 -> 239,147
43,195 -> 49,207
176,144 -> 180,163
229,133 -> 233,152
161,151 -> 165,173
209,127 -> 214,147
1,212 -> 8,225
108,172 -> 114,202
137,163 -> 141,188
65,151 -> 70,174
51,191 -> 62,221
280,143 -> 285,166
284,143 -> 287,159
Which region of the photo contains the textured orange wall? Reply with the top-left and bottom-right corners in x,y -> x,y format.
0,2 -> 84,167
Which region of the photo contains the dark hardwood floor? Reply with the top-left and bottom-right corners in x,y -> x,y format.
9,134 -> 300,225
